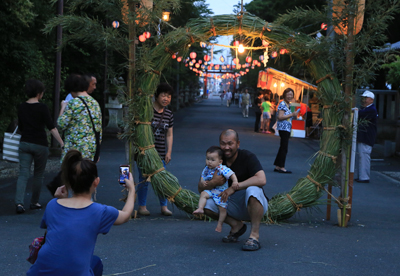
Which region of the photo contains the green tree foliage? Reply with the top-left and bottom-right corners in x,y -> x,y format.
382,56 -> 400,90
0,0 -> 56,139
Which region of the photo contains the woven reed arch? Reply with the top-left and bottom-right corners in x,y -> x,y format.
131,13 -> 345,222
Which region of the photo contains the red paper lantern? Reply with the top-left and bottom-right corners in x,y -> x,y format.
144,32 -> 151,39
195,63 -> 200,68
204,55 -> 210,62
246,56 -> 252,63
233,58 -> 239,64
215,64 -> 220,70
190,52 -> 197,59
185,64 -> 188,67
138,35 -> 146,42
262,40 -> 269,47
198,60 -> 202,64
177,56 -> 182,62
172,54 -> 176,59
233,41 -> 240,47
321,23 -> 328,30
271,51 -> 278,58
237,64 -> 242,69
227,65 -> 230,69
246,68 -> 249,72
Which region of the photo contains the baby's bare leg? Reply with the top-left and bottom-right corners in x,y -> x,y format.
193,191 -> 210,214
216,205 -> 227,232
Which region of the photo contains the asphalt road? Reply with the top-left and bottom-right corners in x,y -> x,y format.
1,95 -> 399,276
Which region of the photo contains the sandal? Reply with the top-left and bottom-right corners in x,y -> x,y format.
222,224 -> 247,243
16,204 -> 25,214
242,238 -> 261,251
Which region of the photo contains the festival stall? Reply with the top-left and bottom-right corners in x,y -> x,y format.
257,68 -> 318,138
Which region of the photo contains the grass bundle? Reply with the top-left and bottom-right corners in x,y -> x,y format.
124,12 -> 347,221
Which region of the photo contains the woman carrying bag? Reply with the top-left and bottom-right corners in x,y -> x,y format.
58,74 -> 102,162
15,80 -> 64,214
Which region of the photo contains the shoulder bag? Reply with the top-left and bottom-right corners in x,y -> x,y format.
77,97 -> 101,162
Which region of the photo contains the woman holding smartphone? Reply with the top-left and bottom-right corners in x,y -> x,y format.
273,88 -> 299,174
27,149 -> 135,276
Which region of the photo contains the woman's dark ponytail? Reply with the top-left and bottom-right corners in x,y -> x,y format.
61,149 -> 98,194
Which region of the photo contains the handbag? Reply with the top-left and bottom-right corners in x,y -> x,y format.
77,97 -> 101,162
27,232 -> 46,264
3,126 -> 21,162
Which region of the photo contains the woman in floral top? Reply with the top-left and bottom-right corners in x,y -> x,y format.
273,88 -> 299,174
58,74 -> 102,162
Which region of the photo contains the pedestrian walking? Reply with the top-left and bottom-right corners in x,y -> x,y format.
226,90 -> 232,107
242,89 -> 250,117
58,74 -> 102,162
15,79 -> 64,214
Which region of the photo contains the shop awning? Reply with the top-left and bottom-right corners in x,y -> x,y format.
257,68 -> 318,99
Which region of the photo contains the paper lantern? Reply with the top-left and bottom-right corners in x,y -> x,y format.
200,42 -> 207,48
233,58 -> 239,64
185,64 -> 188,67
246,68 -> 249,72
172,54 -> 176,59
280,49 -> 286,55
215,64 -> 220,70
321,23 -> 328,30
246,56 -> 252,63
177,56 -> 182,62
234,41 -> 240,47
189,61 -> 194,66
198,60 -> 202,64
138,35 -> 146,42
251,66 -> 255,69
259,55 -> 264,61
220,56 -> 225,62
237,64 -> 242,69
204,55 -> 210,62
195,63 -> 200,68
112,21 -> 120,28
190,52 -> 197,59
271,51 -> 278,58
333,0 -> 365,35
262,40 -> 269,47
144,32 -> 151,39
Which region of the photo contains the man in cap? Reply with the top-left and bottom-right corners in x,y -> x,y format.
356,90 -> 378,183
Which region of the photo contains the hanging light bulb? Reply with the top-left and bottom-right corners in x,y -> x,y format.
238,44 -> 245,53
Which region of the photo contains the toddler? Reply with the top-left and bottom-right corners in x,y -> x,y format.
193,146 -> 238,232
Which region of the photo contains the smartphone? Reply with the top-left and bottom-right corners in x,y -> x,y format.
119,165 -> 130,184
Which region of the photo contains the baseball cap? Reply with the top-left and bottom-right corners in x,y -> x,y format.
361,90 -> 375,99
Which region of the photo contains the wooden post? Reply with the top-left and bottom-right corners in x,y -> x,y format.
341,4 -> 356,227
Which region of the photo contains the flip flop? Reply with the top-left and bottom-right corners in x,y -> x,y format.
242,238 -> 261,251
222,224 -> 247,243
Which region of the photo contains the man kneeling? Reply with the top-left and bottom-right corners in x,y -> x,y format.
197,129 -> 268,251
